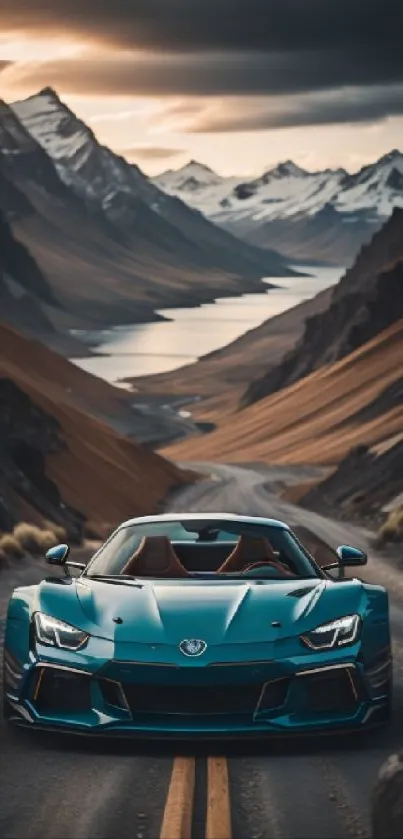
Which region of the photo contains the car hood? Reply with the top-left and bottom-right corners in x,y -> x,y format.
37,576 -> 367,645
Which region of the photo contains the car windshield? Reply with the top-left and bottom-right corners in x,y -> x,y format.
85,518 -> 321,580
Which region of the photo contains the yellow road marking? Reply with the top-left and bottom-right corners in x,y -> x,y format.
206,756 -> 232,839
160,756 -> 196,839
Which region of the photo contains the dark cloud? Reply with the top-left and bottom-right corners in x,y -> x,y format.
1,0 -> 402,55
187,86 -> 403,132
10,50 -> 403,98
3,0 -> 403,130
120,146 -> 185,160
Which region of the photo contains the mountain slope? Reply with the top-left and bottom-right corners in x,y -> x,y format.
4,89 -> 293,329
163,319 -> 403,467
154,152 -> 403,264
0,321 -> 199,448
242,209 -> 403,407
13,93 -> 271,273
0,99 -> 160,329
0,209 -> 59,338
298,437 -> 403,523
0,322 -> 192,537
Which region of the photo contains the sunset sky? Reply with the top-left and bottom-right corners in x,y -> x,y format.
1,0 -> 403,176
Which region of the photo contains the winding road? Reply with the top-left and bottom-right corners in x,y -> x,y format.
1,463 -> 402,839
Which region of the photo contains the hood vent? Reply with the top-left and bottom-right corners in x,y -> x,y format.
287,586 -> 317,599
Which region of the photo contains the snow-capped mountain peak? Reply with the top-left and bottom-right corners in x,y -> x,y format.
11,88 -> 155,212
12,89 -> 93,176
377,148 -> 403,167
264,160 -> 308,180
154,159 -> 225,195
153,150 -> 403,264
334,150 -> 403,217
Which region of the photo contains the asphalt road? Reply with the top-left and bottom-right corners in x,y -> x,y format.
1,463 -> 402,839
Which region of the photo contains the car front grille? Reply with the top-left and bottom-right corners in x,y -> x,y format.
122,683 -> 263,716
29,664 -> 361,722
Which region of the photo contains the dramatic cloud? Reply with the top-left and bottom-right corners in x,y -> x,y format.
184,86 -> 403,133
5,49 -> 403,100
1,0 -> 401,56
1,0 -> 402,135
119,146 -> 185,160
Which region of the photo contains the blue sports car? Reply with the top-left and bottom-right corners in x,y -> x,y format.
3,513 -> 392,738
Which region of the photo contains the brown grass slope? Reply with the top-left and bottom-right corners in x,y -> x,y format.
0,320 -> 199,446
0,322 -> 191,533
164,320 -> 403,466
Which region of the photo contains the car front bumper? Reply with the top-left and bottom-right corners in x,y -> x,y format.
4,644 -> 392,738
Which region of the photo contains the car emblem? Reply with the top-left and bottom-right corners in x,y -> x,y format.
179,639 -> 207,657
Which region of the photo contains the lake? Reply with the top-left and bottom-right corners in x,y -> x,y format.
71,265 -> 343,385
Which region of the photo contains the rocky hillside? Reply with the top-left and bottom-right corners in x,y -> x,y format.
0,89 -> 293,338
0,323 -> 192,538
298,438 -> 403,526
155,152 -> 403,265
242,209 -> 403,407
0,210 -> 59,338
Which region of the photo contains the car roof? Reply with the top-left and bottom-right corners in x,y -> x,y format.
118,512 -> 290,531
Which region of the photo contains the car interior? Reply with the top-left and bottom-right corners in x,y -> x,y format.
121,534 -> 298,579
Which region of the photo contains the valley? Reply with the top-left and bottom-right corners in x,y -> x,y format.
1,4 -> 403,837
0,92 -> 402,839
70,266 -> 342,383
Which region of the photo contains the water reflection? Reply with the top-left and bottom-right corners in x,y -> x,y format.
71,266 -> 343,383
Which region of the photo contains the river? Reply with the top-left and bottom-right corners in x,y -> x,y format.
70,265 -> 343,386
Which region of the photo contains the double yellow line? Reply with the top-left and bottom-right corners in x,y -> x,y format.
160,756 -> 231,839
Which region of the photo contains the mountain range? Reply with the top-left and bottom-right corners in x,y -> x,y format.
154,152 -> 403,265
0,88 -> 293,342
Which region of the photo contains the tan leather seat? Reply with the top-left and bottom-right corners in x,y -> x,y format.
122,536 -> 189,578
217,535 -> 278,573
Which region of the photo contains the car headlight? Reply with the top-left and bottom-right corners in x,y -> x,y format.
34,613 -> 89,651
301,614 -> 361,650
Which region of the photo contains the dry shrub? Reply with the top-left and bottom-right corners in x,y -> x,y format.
37,529 -> 60,551
42,520 -> 67,543
375,506 -> 403,547
13,522 -> 58,554
0,533 -> 24,558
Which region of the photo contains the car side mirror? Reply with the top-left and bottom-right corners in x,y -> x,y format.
45,543 -> 70,565
45,544 -> 86,577
336,545 -> 367,566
